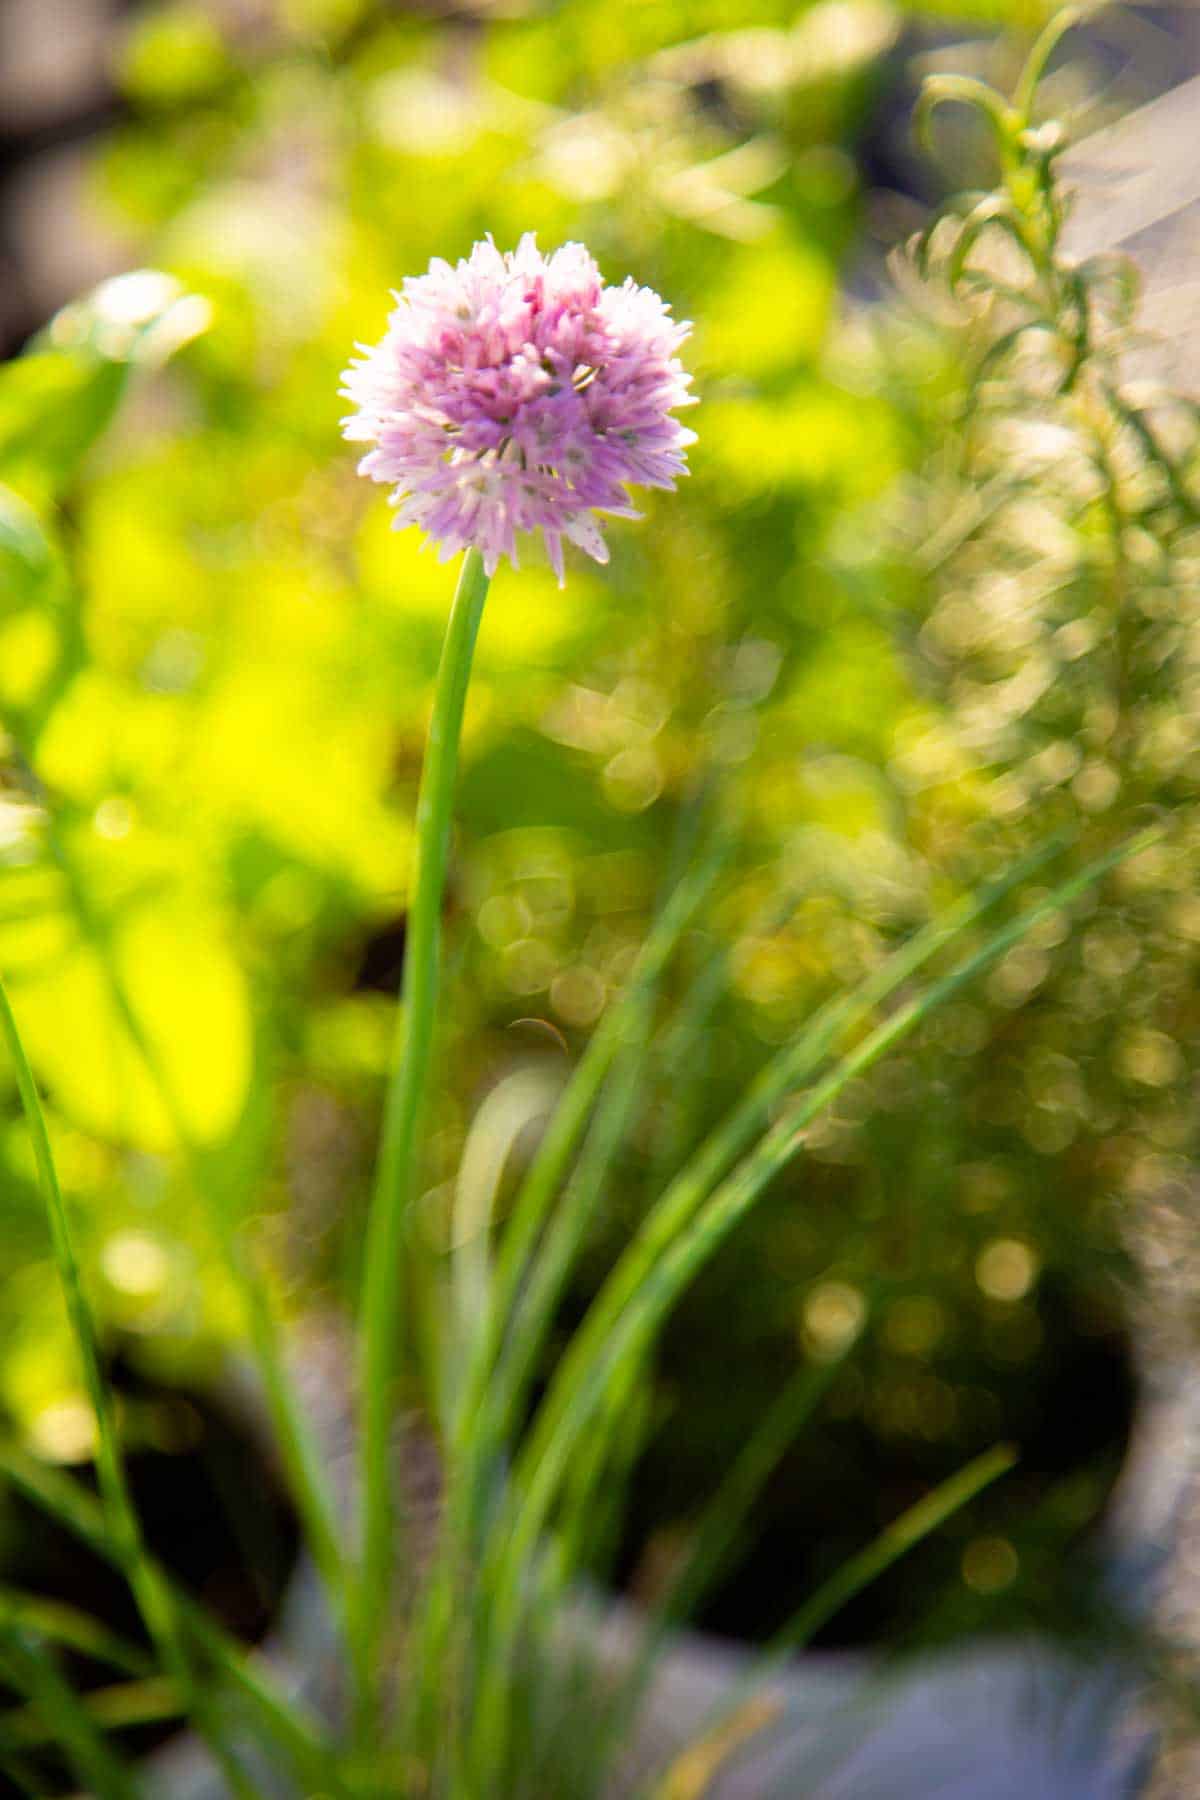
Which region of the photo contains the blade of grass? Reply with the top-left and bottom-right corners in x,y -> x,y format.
462,1377 -> 655,1800
487,986 -> 657,1469
0,1674 -> 181,1751
643,881 -> 807,1201
770,1442 -> 1017,1656
654,1695 -> 783,1800
466,828 -> 1154,1783
0,1443 -> 340,1796
452,840 -> 728,1464
648,1445 -> 1016,1800
661,1345 -> 856,1636
0,970 -> 255,1796
545,1348 -> 655,1606
0,1627 -> 140,1800
506,1367 -> 660,1800
560,1318 -> 868,1794
538,1267 -> 855,1644
47,833 -> 348,1637
0,1588 -> 153,1680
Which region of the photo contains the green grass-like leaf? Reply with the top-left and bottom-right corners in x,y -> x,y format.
464,826 -> 1157,1785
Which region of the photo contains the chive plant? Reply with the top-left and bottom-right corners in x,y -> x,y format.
0,26 -> 1179,1798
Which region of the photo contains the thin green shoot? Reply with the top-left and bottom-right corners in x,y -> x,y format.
0,1673 -> 181,1751
465,828 -> 1155,1781
562,1316 -> 867,1790
0,1587 -> 153,1680
649,1444 -> 1016,1800
452,837 -> 728,1475
46,828 -> 348,1645
0,1626 -> 139,1800
0,1441 -> 341,1796
0,971 -> 240,1788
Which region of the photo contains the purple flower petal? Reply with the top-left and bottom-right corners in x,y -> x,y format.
341,236 -> 694,584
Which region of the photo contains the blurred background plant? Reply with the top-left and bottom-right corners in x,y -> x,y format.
0,0 -> 1198,1791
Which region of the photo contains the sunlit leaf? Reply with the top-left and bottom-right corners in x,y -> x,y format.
10,900 -> 251,1150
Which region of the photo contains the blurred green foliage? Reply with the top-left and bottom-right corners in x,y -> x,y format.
0,0 -> 1172,1656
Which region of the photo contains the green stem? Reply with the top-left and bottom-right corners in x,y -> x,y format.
0,1439 -> 341,1791
354,545 -> 490,1723
454,842 -> 724,1492
652,1443 -> 1017,1799
768,1443 -> 1016,1656
0,1628 -> 140,1800
41,805 -> 349,1653
1013,3 -> 1094,127
0,974 -> 261,1796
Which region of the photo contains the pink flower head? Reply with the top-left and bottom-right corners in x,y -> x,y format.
341,235 -> 695,583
